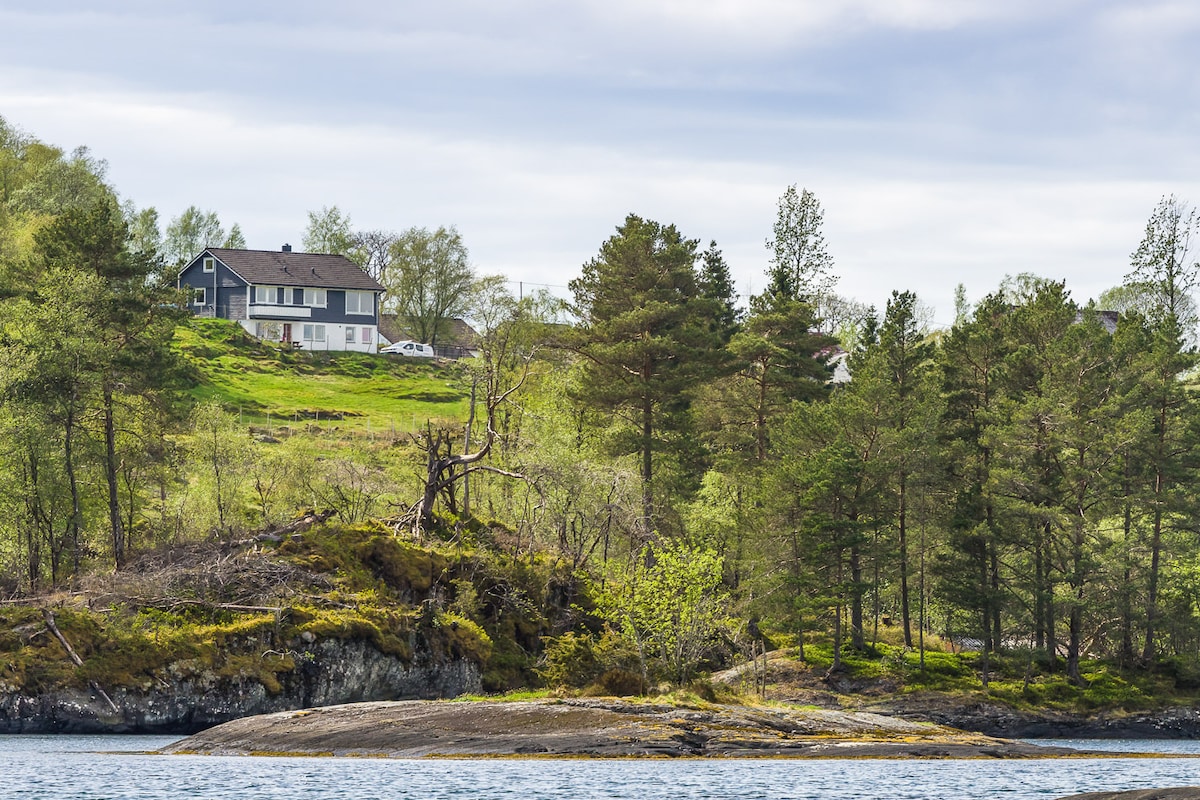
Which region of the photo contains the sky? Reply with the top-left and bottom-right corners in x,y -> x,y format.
2,1 -> 1199,325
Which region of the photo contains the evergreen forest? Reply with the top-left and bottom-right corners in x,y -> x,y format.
5,115 -> 1200,705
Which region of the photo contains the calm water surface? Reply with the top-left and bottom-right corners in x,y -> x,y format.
3,736 -> 1200,799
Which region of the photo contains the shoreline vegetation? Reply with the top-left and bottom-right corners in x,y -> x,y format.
2,522 -> 1200,743
5,522 -> 1200,738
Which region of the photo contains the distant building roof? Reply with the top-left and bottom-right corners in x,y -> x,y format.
189,247 -> 384,292
817,345 -> 852,384
1075,309 -> 1119,334
379,313 -> 479,346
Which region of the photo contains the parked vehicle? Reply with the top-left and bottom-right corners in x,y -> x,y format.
380,340 -> 436,358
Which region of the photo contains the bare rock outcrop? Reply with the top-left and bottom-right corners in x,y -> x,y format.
0,638 -> 480,734
162,697 -> 1101,759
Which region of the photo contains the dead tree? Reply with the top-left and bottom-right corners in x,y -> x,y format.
406,348 -> 534,535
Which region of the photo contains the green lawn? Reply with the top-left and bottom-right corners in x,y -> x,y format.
174,318 -> 471,433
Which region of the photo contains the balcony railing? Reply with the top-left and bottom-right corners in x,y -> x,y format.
248,305 -> 312,319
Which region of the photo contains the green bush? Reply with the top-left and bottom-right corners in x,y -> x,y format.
538,631 -> 600,688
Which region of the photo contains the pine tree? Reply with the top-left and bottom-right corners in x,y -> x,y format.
876,290 -> 937,647
26,198 -> 183,568
1126,313 -> 1200,662
726,293 -> 832,461
570,214 -> 728,531
698,240 -> 739,344
937,293 -> 1013,659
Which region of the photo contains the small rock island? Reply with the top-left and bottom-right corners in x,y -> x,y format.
161,697 -> 1096,759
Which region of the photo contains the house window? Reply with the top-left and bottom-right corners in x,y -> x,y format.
256,322 -> 283,341
345,326 -> 356,344
254,285 -> 278,304
202,257 -> 215,273
303,288 -> 327,307
193,287 -> 207,306
345,291 -> 372,315
361,327 -> 371,344
302,324 -> 325,342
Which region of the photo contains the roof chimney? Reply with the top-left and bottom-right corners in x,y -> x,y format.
282,243 -> 292,252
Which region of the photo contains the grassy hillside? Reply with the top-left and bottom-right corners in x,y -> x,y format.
173,318 -> 471,434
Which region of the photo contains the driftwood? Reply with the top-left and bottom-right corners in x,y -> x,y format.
229,510 -> 337,547
152,601 -> 285,614
41,608 -> 120,716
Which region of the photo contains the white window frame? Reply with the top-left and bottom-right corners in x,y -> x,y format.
254,285 -> 278,304
345,291 -> 372,315
361,327 -> 371,344
202,257 -> 215,273
303,288 -> 327,308
193,287 -> 207,306
302,324 -> 325,342
345,326 -> 356,343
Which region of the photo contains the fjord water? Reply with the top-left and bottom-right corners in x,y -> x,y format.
5,736 -> 1200,800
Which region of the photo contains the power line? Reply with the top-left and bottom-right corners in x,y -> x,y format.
504,279 -> 572,301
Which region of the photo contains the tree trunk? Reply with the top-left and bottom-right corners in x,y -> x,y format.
43,608 -> 119,715
416,425 -> 447,532
831,604 -> 843,673
23,453 -> 43,592
849,544 -> 864,650
63,404 -> 83,579
641,392 -> 654,533
918,513 -> 926,672
1142,473 -> 1165,664
103,386 -> 125,569
898,471 -> 912,647
989,543 -> 1002,651
755,366 -> 768,461
1067,600 -> 1083,685
1067,523 -> 1086,685
462,379 -> 477,517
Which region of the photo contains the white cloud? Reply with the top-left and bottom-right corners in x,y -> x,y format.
2,0 -> 1199,325
1096,0 -> 1200,37
578,0 -> 1052,46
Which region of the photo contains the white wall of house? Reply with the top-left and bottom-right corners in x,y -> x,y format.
238,319 -> 378,353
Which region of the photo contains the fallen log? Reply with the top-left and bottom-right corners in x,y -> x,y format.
42,608 -> 120,716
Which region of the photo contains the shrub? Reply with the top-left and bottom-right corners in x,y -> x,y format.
538,631 -> 600,688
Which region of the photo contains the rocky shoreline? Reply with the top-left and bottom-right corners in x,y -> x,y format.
864,694 -> 1200,739
0,639 -> 480,735
1059,792 -> 1200,800
159,698 -> 1130,759
713,652 -> 1200,740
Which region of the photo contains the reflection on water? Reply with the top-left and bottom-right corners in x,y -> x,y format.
1021,738 -> 1200,755
2,735 -> 1199,800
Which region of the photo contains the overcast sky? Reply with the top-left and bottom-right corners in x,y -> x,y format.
3,1 -> 1198,324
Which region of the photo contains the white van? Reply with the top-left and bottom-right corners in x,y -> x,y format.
380,340 -> 436,358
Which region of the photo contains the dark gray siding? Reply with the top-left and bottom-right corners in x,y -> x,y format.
179,256 -> 247,319
304,290 -> 378,325
221,287 -> 248,321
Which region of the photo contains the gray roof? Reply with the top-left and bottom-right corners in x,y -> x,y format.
197,248 -> 384,292
1075,309 -> 1120,334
